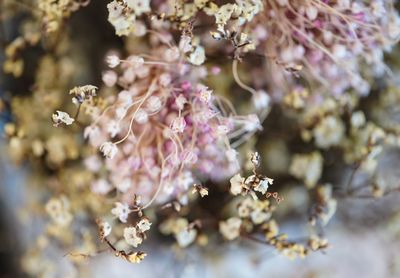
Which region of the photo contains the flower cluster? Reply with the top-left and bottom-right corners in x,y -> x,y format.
3,0 -> 400,275
215,0 -> 400,95
84,35 -> 260,208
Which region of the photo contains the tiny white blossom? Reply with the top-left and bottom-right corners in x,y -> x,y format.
125,0 -> 150,16
351,111 -> 366,128
159,73 -> 172,87
243,114 -> 261,131
106,120 -> 120,138
189,46 -> 206,66
100,142 -> 118,159
175,94 -> 187,110
252,90 -> 270,110
230,173 -> 244,195
179,35 -> 192,53
111,202 -> 131,223
254,177 -> 274,195
146,96 -> 162,112
197,84 -> 213,103
108,0 -> 123,19
332,44 -> 347,59
251,209 -> 271,225
137,218 -> 152,233
98,220 -> 112,238
134,109 -> 149,124
305,6 -> 318,21
52,111 -> 74,126
171,117 -> 186,133
106,55 -> 120,68
238,198 -> 253,218
123,227 -> 143,247
127,55 -> 145,68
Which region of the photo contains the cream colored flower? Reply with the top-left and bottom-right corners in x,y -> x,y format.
127,55 -> 145,68
52,111 -> 74,126
189,46 -> 205,65
97,220 -> 112,239
351,111 -> 366,128
126,252 -> 147,263
137,218 -> 151,233
123,227 -> 143,247
100,142 -> 118,159
111,202 -> 131,223
197,84 -> 213,103
179,35 -> 192,53
219,217 -> 242,240
215,4 -> 239,25
125,0 -> 150,16
250,209 -> 271,225
252,90 -> 270,110
230,173 -> 244,195
134,109 -> 149,124
254,177 -> 273,195
106,54 -> 120,68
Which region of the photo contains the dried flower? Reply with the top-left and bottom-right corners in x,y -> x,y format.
111,202 -> 131,223
52,111 -> 74,127
96,219 -> 112,240
189,46 -> 206,66
100,142 -> 118,159
254,177 -> 273,195
123,227 -> 143,247
137,218 -> 151,233
230,173 -> 244,195
126,0 -> 150,16
192,184 -> 209,197
125,252 -> 147,263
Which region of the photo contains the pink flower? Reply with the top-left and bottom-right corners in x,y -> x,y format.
171,117 -> 186,133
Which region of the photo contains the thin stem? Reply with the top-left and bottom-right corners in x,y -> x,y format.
232,59 -> 257,95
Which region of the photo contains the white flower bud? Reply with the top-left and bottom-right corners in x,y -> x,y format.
100,142 -> 118,159
134,109 -> 149,124
106,54 -> 120,68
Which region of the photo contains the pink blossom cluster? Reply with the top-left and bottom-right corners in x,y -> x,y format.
245,0 -> 400,96
84,37 -> 261,206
